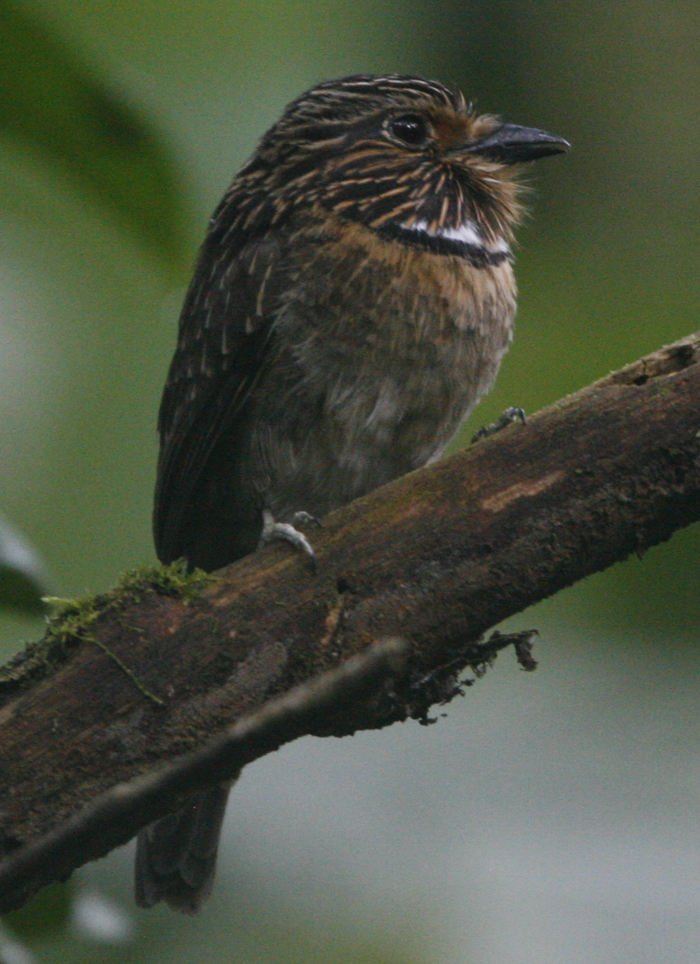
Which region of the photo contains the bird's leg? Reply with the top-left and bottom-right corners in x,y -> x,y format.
471,406 -> 526,443
260,510 -> 318,570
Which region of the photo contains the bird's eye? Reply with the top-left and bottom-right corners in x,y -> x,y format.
388,114 -> 429,146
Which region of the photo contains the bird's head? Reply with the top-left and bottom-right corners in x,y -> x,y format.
222,75 -> 568,255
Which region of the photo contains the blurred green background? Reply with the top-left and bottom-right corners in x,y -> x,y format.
1,2 -> 698,962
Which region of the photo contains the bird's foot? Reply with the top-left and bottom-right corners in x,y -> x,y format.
471,406 -> 526,443
291,511 -> 322,528
260,510 -> 318,571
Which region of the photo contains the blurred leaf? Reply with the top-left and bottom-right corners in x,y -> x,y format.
0,513 -> 49,615
0,0 -> 191,275
4,881 -> 71,939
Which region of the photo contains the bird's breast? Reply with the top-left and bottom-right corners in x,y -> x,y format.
256,217 -> 517,516
289,218 -> 515,404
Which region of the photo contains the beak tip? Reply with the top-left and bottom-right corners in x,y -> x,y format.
548,135 -> 571,153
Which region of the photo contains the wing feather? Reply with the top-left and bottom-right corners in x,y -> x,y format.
153,217 -> 286,564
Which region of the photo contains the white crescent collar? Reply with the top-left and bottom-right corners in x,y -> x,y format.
402,219 -> 510,256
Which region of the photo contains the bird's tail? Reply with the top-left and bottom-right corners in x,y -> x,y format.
135,784 -> 232,914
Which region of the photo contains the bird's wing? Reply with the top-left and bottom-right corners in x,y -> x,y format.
153,211 -> 288,564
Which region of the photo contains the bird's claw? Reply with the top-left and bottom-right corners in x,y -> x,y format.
471,406 -> 526,443
291,511 -> 322,528
260,510 -> 317,571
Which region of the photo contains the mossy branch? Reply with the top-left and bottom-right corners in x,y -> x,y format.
0,332 -> 699,913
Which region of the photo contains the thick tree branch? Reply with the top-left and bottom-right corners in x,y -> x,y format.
1,332 -> 699,912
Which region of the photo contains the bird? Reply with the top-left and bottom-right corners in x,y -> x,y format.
135,73 -> 568,913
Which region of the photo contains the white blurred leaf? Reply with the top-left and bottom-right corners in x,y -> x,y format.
0,514 -> 48,615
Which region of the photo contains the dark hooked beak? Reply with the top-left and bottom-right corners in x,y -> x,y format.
463,123 -> 570,164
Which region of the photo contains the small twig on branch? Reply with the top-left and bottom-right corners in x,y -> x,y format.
483,630 -> 539,672
0,331 -> 699,912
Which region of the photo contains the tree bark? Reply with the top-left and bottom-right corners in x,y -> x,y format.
1,332 -> 699,912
